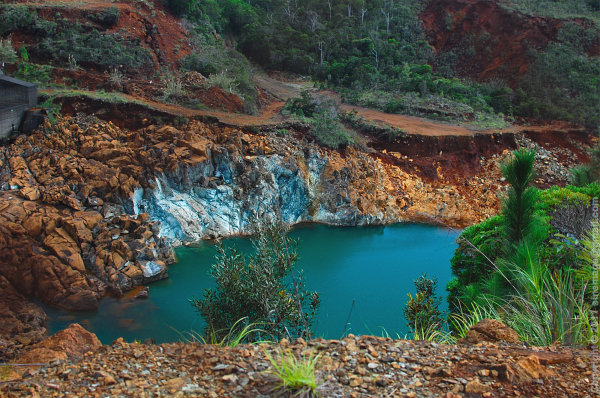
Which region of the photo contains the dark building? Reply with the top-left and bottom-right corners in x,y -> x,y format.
0,75 -> 37,138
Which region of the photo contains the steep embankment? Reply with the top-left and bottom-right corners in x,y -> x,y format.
1,0 -> 247,113
421,0 -> 598,86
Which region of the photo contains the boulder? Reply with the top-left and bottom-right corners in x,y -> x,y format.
134,286 -> 149,299
461,319 -> 519,344
17,323 -> 101,364
139,260 -> 168,283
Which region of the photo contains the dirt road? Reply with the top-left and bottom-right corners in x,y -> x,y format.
48,74 -> 585,136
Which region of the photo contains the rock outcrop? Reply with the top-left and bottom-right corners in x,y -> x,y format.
0,117 -> 404,244
0,275 -> 46,346
16,323 -> 101,364
0,190 -> 174,301
1,116 -> 503,244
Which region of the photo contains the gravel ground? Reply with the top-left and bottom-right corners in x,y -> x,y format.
1,334 -> 595,398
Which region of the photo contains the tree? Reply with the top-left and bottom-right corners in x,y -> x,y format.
191,219 -> 321,343
0,38 -> 17,73
403,273 -> 444,336
500,148 -> 537,247
305,11 -> 323,32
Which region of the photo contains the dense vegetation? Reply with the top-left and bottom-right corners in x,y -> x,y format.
1,0 -> 598,127
447,147 -> 600,346
168,0 -> 600,129
0,5 -> 153,70
282,91 -> 356,148
499,0 -> 600,23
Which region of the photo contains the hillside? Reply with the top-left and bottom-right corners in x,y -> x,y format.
0,0 -> 598,396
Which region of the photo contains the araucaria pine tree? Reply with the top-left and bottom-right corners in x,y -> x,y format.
500,148 -> 537,247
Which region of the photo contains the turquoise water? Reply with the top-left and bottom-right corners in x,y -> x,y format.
40,223 -> 459,344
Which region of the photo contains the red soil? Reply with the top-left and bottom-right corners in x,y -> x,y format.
195,87 -> 245,113
8,0 -> 191,74
420,0 -> 597,86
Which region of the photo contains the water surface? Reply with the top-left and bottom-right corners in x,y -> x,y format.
41,223 -> 459,343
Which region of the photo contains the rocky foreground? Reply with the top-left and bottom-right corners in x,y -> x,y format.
0,320 -> 595,398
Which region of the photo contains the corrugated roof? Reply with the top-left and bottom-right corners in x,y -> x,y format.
0,75 -> 37,87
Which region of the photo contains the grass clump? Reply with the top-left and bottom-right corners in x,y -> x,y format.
173,317 -> 263,347
162,78 -> 186,102
265,349 -> 322,398
569,141 -> 600,187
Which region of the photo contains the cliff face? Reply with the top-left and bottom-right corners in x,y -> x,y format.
136,124 -> 401,242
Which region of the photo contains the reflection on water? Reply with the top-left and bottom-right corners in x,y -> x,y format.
38,223 -> 459,344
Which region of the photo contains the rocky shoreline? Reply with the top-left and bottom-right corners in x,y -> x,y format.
0,115 -> 495,346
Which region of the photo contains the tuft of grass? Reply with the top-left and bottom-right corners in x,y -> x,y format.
162,78 -> 185,100
105,68 -> 125,87
172,317 -> 264,348
265,349 -> 323,398
449,300 -> 502,340
0,360 -> 16,382
403,321 -> 457,345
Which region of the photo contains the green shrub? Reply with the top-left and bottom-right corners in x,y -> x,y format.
311,104 -> 354,149
88,7 -> 121,27
536,185 -> 596,215
202,71 -> 238,94
182,44 -> 257,111
12,62 -> 53,86
0,5 -> 56,36
403,273 -> 445,337
282,90 -> 317,118
190,219 -> 320,343
39,28 -> 153,69
447,215 -> 504,312
0,38 -> 17,68
38,98 -> 61,125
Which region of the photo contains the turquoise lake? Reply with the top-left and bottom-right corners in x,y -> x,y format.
40,223 -> 459,344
